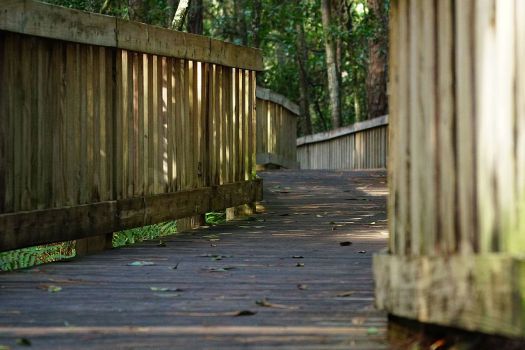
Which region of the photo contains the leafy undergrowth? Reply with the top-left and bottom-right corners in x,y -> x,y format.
0,241 -> 76,271
1,211 -> 228,271
205,211 -> 226,225
112,221 -> 177,248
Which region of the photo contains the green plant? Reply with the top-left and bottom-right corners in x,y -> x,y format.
0,241 -> 76,271
113,221 -> 177,248
205,212 -> 226,225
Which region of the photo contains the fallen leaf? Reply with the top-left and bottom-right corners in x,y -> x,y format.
172,311 -> 255,317
16,338 -> 31,346
296,263 -> 304,267
255,298 -> 273,307
351,317 -> 365,325
47,285 -> 62,293
38,284 -> 62,293
339,241 -> 352,246
154,293 -> 180,298
255,298 -> 298,309
367,327 -> 379,335
336,291 -> 354,297
206,267 -> 236,272
200,254 -> 232,259
149,287 -> 184,292
235,310 -> 257,316
127,261 -> 156,266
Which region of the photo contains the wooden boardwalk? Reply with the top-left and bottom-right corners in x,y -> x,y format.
0,170 -> 388,349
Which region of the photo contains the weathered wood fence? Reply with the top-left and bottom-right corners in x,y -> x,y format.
297,116 -> 388,170
256,87 -> 299,169
0,0 -> 263,252
374,0 -> 525,338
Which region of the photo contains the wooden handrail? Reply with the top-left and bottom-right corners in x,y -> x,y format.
0,0 -> 264,71
296,115 -> 388,146
296,116 -> 389,170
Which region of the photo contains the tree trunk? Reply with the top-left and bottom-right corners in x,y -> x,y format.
234,0 -> 248,45
171,0 -> 191,31
188,0 -> 203,35
252,0 -> 262,48
366,0 -> 388,119
295,21 -> 313,135
128,0 -> 146,22
321,0 -> 342,129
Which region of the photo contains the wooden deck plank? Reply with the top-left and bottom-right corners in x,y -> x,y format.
0,170 -> 387,349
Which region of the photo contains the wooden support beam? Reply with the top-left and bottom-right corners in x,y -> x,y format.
0,179 -> 262,252
373,253 -> 525,338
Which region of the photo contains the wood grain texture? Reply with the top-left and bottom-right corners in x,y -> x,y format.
381,0 -> 525,337
0,170 -> 388,350
374,253 -> 525,337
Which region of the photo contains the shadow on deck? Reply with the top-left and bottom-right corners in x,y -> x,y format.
0,170 -> 388,349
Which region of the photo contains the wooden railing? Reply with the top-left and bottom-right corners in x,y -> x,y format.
256,87 -> 299,169
374,0 -> 525,338
296,116 -> 388,170
0,0 -> 263,252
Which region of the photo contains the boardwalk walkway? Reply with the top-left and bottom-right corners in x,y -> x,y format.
0,170 -> 388,349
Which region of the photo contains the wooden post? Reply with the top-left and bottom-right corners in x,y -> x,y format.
75,234 -> 113,256
374,0 -> 525,338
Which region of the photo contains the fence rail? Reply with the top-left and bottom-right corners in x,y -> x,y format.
0,0 -> 263,252
255,87 -> 299,169
297,116 -> 388,170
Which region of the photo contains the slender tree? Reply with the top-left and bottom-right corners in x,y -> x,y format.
171,0 -> 192,30
188,0 -> 203,34
365,0 -> 388,119
320,0 -> 342,129
295,19 -> 313,135
251,0 -> 262,48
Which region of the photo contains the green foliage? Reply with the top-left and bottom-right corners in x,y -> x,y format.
205,212 -> 226,225
113,221 -> 177,247
0,242 -> 75,271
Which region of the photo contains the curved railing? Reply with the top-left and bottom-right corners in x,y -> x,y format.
297,116 -> 388,170
256,87 -> 299,169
